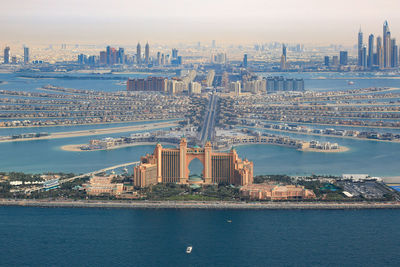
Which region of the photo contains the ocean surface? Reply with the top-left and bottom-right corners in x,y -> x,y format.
0,125 -> 399,176
0,206 -> 399,267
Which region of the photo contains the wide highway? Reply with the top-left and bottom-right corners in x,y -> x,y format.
199,93 -> 218,145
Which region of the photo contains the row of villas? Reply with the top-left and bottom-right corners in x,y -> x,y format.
264,123 -> 400,141
215,134 -> 306,150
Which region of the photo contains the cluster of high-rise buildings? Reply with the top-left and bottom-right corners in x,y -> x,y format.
324,51 -> 348,68
76,43 -> 182,66
2,46 -> 29,64
358,21 -> 398,70
231,76 -> 304,94
98,46 -> 125,65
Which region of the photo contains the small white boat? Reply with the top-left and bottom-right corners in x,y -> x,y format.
227,220 -> 232,223
348,81 -> 354,85
186,246 -> 193,254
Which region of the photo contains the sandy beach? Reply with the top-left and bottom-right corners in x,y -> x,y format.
0,121 -> 178,143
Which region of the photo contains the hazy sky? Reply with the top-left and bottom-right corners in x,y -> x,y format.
1,0 -> 399,45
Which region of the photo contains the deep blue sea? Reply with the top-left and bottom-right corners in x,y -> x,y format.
0,206 -> 399,267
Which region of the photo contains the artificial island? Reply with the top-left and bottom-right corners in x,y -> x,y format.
1,20 -> 400,208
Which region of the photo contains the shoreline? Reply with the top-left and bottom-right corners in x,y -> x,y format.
226,142 -> 349,153
0,122 -> 178,143
0,118 -> 182,129
248,125 -> 400,144
258,120 -> 400,130
61,142 -> 349,153
1,199 -> 400,210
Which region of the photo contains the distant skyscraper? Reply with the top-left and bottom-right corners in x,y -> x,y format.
391,39 -> 398,67
212,40 -> 216,48
24,47 -> 29,64
157,52 -> 161,65
324,56 -> 330,66
332,56 -> 339,67
368,34 -> 374,69
106,46 -> 111,65
99,51 -> 107,64
172,48 -> 178,59
282,44 -> 287,59
136,43 -> 142,64
281,44 -> 287,70
243,54 -> 248,68
118,48 -> 125,64
383,20 -> 391,68
361,46 -> 367,69
145,43 -> 150,64
339,51 -> 348,65
358,28 -> 363,66
3,47 -> 10,64
376,36 -> 384,69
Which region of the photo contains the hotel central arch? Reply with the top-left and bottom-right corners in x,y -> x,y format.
134,138 -> 253,188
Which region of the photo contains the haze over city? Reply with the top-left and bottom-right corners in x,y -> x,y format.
1,0 -> 400,45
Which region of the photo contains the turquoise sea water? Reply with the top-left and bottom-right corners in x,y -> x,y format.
0,72 -> 173,92
0,206 -> 399,267
0,128 -> 398,176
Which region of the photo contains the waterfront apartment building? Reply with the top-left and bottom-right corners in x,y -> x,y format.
189,82 -> 202,94
126,77 -> 167,92
266,76 -> 304,92
133,138 -> 253,188
229,81 -> 241,96
242,79 -> 267,94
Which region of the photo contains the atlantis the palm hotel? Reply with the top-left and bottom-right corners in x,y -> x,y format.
133,138 -> 254,188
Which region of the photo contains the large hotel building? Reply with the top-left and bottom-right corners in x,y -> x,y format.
133,138 -> 253,188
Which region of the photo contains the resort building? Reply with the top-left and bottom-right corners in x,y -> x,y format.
133,138 -> 253,188
84,174 -> 124,196
240,184 -> 316,200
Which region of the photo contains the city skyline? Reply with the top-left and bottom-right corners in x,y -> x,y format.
0,0 -> 399,45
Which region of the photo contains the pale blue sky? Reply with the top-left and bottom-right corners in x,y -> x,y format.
1,0 -> 399,45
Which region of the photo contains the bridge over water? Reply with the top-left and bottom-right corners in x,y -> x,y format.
19,161 -> 141,194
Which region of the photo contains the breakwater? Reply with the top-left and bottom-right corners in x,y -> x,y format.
1,200 -> 400,210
